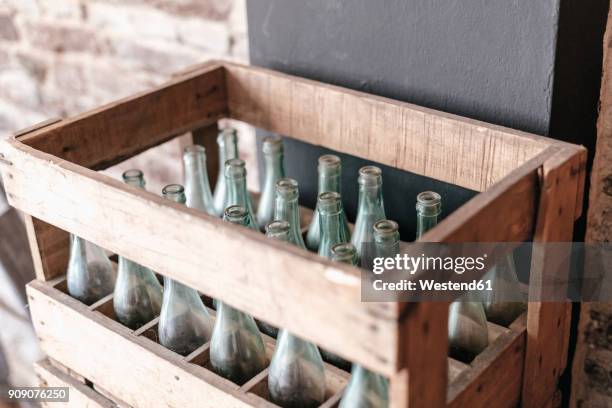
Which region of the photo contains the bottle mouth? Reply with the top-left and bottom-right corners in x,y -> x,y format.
122,169 -> 145,187
318,191 -> 342,213
275,178 -> 299,198
183,145 -> 206,157
416,191 -> 442,215
358,165 -> 382,186
225,158 -> 246,178
331,242 -> 357,264
262,135 -> 283,153
373,219 -> 399,237
224,205 -> 248,223
318,154 -> 341,171
162,184 -> 186,204
265,220 -> 290,236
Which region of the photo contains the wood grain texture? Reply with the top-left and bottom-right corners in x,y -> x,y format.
522,147 -> 585,408
16,62 -> 227,171
447,315 -> 526,408
223,62 -> 571,192
23,214 -> 69,281
6,141 -> 398,376
35,359 -> 116,408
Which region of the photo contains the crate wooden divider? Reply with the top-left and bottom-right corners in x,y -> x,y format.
0,60 -> 586,408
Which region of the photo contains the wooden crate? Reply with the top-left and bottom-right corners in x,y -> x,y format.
0,60 -> 586,407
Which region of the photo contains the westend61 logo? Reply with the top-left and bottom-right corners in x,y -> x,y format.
372,253 -> 488,275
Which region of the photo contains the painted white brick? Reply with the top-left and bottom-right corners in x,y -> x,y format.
177,17 -> 229,54
38,0 -> 83,20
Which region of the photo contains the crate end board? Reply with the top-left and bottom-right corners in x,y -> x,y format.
5,59 -> 576,193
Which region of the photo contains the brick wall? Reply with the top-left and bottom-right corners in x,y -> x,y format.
0,0 -> 258,192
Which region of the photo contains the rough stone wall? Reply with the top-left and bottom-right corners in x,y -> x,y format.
0,0 -> 257,192
571,4 -> 612,408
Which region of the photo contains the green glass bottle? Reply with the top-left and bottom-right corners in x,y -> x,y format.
266,220 -> 326,408
225,158 -> 258,230
305,155 -> 350,251
66,234 -> 116,306
274,178 -> 306,249
317,192 -> 350,259
257,136 -> 285,231
113,170 -> 163,329
318,192 -> 351,370
183,145 -> 216,216
213,127 -> 239,216
210,206 -> 267,384
373,220 -> 400,259
482,252 -> 526,326
332,242 -> 389,408
351,166 -> 386,262
415,191 -> 489,362
158,184 -> 213,355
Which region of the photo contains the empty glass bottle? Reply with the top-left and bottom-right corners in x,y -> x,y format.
183,145 -> 216,216
318,192 -> 350,259
482,252 -> 526,326
113,170 -> 163,329
373,220 -> 400,259
257,136 -> 285,231
274,178 -> 306,249
306,155 -> 350,251
225,158 -> 258,230
213,127 -> 239,216
158,184 -> 213,355
351,166 -> 386,262
331,242 -> 389,406
266,220 -> 326,408
318,192 -> 351,370
67,235 -> 116,306
210,205 -> 268,384
415,191 -> 488,362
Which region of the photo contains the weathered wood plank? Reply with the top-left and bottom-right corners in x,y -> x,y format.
522,147 -> 585,408
35,358 -> 116,408
6,141 -> 398,375
16,62 -> 227,171
22,214 -> 69,281
224,62 -> 569,192
447,315 -> 526,408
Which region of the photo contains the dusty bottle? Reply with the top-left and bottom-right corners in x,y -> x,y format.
213,127 -> 239,216
482,252 -> 526,326
416,191 -> 489,362
317,192 -> 350,259
317,196 -> 352,370
373,220 -> 400,259
306,155 -> 350,251
267,220 -> 326,408
331,244 -> 390,402
210,205 -> 268,384
257,136 -> 285,231
113,170 -> 163,329
225,158 -> 258,230
158,184 -> 213,355
274,178 -> 306,249
67,234 -> 116,306
183,145 -> 216,216
351,166 -> 386,262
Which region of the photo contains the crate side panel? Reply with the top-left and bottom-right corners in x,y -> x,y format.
17,64 -> 227,171
28,282 -> 252,408
225,63 -> 551,192
5,142 -> 398,375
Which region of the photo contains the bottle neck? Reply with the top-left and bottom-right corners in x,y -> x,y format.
357,184 -> 384,215
217,136 -> 238,174
416,213 -> 438,239
318,169 -> 341,194
275,195 -> 302,245
227,175 -> 249,206
264,152 -> 284,181
320,210 -> 344,248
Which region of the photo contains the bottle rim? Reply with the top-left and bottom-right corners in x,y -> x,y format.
217,127 -> 238,144
318,154 -> 341,170
318,191 -> 342,213
162,184 -> 186,204
265,220 -> 291,235
416,191 -> 442,215
183,144 -> 206,156
373,219 -> 400,237
122,169 -> 144,182
275,177 -> 299,197
358,165 -> 382,186
224,205 -> 248,222
262,135 -> 283,153
331,242 -> 357,261
225,158 -> 247,178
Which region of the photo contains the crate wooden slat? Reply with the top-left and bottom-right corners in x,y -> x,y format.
0,60 -> 587,407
